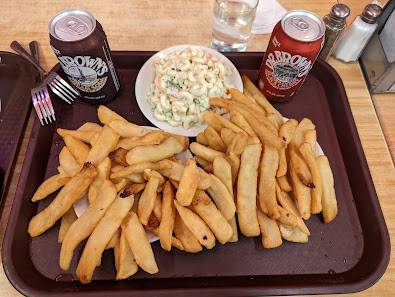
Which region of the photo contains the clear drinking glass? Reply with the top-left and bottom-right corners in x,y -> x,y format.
211,0 -> 259,52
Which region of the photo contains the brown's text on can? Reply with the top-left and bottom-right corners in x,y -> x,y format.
258,10 -> 325,102
49,9 -> 120,105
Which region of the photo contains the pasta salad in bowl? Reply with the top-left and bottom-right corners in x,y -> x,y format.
135,45 -> 243,136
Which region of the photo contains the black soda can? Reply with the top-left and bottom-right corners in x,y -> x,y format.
49,9 -> 120,104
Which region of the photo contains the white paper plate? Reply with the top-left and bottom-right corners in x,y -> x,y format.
135,45 -> 243,137
73,127 -> 193,243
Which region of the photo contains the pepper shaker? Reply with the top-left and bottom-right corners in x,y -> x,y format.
319,4 -> 350,61
334,4 -> 382,62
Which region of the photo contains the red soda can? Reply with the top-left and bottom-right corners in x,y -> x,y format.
49,9 -> 120,104
258,10 -> 325,102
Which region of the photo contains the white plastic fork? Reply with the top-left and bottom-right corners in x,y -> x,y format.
11,41 -> 80,104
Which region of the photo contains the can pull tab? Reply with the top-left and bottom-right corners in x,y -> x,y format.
66,18 -> 87,35
291,17 -> 309,31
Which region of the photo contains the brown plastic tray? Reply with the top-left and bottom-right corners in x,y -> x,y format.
3,51 -> 390,296
0,52 -> 36,204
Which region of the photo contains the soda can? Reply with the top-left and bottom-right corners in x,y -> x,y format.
49,9 -> 120,104
258,10 -> 325,102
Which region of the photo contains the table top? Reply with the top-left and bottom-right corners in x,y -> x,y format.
0,0 -> 394,296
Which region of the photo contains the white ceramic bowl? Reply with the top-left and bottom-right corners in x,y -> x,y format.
135,45 -> 243,137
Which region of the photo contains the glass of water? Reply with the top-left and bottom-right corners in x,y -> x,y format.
211,0 -> 259,52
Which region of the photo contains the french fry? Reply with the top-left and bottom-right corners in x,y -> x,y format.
275,183 -> 310,235
77,122 -> 103,133
299,142 -> 322,214
121,212 -> 158,274
279,119 -> 298,145
98,105 -> 127,125
278,223 -> 308,243
277,175 -> 293,192
159,160 -> 212,190
189,142 -> 225,162
257,208 -> 283,248
213,156 -> 233,199
116,231 -> 138,280
59,146 -> 81,177
108,119 -> 150,137
266,113 -> 280,131
58,207 -> 77,243
31,171 -> 69,202
202,111 -> 224,132
226,131 -> 248,156
29,163 -> 97,237
85,125 -> 120,166
220,128 -> 236,147
230,88 -> 267,119
57,128 -> 98,144
227,215 -> 238,242
237,143 -> 261,237
206,175 -> 235,220
110,160 -> 171,179
106,227 -> 121,249
163,132 -> 190,151
131,192 -> 141,214
229,110 -> 257,137
159,181 -> 176,251
125,173 -> 145,183
63,135 -> 90,166
149,227 -> 184,251
204,125 -> 227,152
126,137 -> 183,165
304,129 -> 317,157
192,190 -> 233,244
75,192 -> 134,284
109,147 -> 129,167
115,178 -> 131,192
209,98 -> 285,149
145,213 -> 160,231
57,177 -> 71,186
289,145 -> 314,188
258,146 -> 280,220
290,118 -> 316,149
174,200 -> 216,249
173,213 -> 203,253
241,74 -> 283,127
277,148 -> 287,177
138,170 -> 165,225
289,160 -> 311,220
317,155 -> 338,223
225,153 -> 240,185
115,130 -> 164,150
153,193 -> 162,222
196,132 -> 209,146
88,157 -> 111,203
194,156 -> 211,169
59,180 -> 117,270
176,158 -> 200,206
277,205 -> 297,227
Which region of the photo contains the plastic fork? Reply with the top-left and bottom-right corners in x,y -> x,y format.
10,41 -> 80,104
26,41 -> 56,125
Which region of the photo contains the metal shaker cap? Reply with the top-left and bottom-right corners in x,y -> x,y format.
330,4 -> 350,24
361,4 -> 382,24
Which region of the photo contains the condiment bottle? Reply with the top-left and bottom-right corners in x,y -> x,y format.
319,4 -> 350,61
334,4 -> 382,62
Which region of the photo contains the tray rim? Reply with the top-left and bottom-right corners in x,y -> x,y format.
0,51 -> 37,204
2,51 -> 391,296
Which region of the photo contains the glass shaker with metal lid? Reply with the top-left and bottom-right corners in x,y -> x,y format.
334,4 -> 382,62
319,4 -> 350,61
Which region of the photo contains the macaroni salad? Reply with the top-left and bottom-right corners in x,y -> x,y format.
147,46 -> 233,129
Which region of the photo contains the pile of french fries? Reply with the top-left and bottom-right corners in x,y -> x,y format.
27,75 -> 338,285
193,74 -> 338,246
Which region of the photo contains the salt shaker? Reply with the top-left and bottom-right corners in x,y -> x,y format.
319,4 -> 350,61
334,4 -> 382,62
